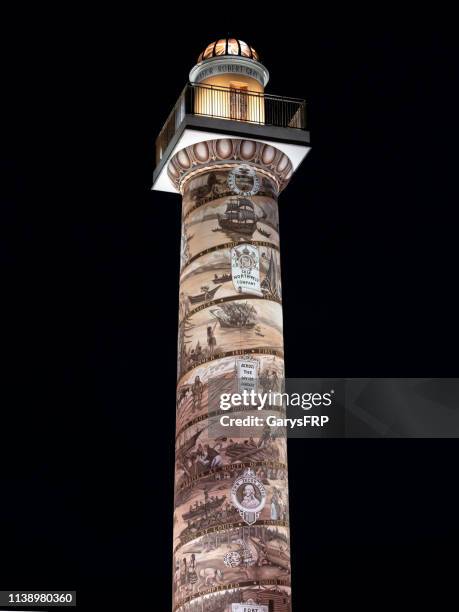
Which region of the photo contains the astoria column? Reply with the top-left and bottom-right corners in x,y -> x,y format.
153,38 -> 310,612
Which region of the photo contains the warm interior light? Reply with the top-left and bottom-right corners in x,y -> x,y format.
239,41 -> 251,57
214,39 -> 227,56
193,84 -> 265,125
202,43 -> 215,61
196,38 -> 260,63
227,38 -> 239,54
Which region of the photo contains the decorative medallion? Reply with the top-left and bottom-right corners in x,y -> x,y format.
231,467 -> 267,525
228,164 -> 260,196
231,243 -> 263,296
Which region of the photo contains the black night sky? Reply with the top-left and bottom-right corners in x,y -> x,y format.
2,12 -> 458,610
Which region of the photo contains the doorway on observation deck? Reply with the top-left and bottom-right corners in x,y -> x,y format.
229,82 -> 249,121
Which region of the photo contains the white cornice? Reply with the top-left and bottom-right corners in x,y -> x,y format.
152,129 -> 310,193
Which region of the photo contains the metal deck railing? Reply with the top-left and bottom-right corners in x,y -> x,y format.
156,83 -> 306,164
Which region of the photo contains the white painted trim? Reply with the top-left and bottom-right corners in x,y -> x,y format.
152,129 -> 311,193
189,56 -> 270,88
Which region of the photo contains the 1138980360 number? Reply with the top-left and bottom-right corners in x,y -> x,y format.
4,591 -> 75,606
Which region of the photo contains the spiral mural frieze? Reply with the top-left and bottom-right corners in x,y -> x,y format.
172,139 -> 293,612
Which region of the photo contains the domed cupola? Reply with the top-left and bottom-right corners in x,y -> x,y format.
189,37 -> 269,91
197,38 -> 260,62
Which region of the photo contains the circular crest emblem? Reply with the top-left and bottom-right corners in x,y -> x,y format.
236,245 -> 257,270
231,467 -> 266,525
228,164 -> 260,196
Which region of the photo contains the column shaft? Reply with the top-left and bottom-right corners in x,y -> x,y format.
171,138 -> 293,612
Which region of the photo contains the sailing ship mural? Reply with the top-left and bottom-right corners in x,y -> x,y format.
181,183 -> 280,262
217,197 -> 257,236
181,169 -> 276,219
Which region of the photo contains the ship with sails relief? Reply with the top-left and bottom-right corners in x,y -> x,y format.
210,302 -> 257,329
217,197 -> 257,236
